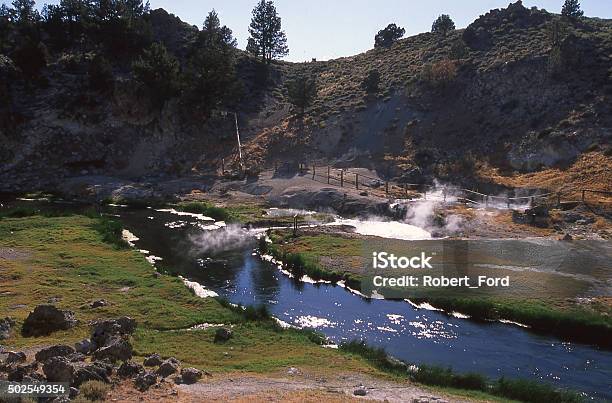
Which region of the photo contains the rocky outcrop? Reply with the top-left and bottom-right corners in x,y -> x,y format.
21,305 -> 77,337
156,357 -> 180,378
43,357 -> 75,383
35,345 -> 75,363
0,317 -> 15,340
143,353 -> 163,367
92,336 -> 133,363
179,367 -> 203,385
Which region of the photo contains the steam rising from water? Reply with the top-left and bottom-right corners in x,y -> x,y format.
189,224 -> 254,254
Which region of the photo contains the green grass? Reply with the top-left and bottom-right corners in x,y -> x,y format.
0,214 -> 380,378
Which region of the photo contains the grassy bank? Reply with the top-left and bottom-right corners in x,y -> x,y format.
266,231 -> 612,348
0,214 -> 374,377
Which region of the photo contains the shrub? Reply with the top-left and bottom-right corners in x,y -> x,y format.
361,69 -> 381,94
79,380 -> 110,401
88,54 -> 113,92
421,59 -> 457,88
432,14 -> 455,36
494,377 -> 582,403
374,23 -> 405,48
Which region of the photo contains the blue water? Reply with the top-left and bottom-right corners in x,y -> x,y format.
117,207 -> 612,401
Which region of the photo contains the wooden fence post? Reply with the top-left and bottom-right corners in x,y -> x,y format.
385,182 -> 389,195
313,165 -> 316,180
327,166 -> 330,184
582,190 -> 586,202
356,174 -> 359,190
340,170 -> 344,187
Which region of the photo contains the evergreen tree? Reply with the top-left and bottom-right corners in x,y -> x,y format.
247,0 -> 288,64
11,0 -> 39,26
184,10 -> 238,112
132,42 -> 179,106
374,24 -> 405,48
286,75 -> 317,116
432,14 -> 455,36
561,0 -> 583,19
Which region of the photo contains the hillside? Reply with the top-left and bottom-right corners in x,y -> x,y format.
0,1 -> 611,195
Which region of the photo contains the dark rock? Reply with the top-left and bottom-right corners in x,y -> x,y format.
562,233 -> 573,241
69,387 -> 79,398
6,362 -> 38,382
43,357 -> 75,383
0,317 -> 15,340
35,345 -> 75,363
6,351 -> 26,364
91,317 -> 136,347
92,336 -> 133,363
135,371 -> 158,392
354,387 -> 367,396
214,327 -> 233,343
73,361 -> 113,386
118,361 -> 144,378
143,353 -> 163,367
75,339 -> 92,355
180,367 -> 203,385
89,299 -> 108,309
21,305 -> 77,337
156,358 -> 180,378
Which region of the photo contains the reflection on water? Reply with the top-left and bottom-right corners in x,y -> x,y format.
100,207 -> 612,400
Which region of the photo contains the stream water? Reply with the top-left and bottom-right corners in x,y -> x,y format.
111,206 -> 612,401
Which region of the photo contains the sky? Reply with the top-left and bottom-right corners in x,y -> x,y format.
4,0 -> 612,62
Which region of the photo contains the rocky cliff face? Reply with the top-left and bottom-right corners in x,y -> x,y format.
1,1 -> 611,193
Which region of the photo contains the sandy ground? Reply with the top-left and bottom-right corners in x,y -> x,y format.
108,372 -> 472,403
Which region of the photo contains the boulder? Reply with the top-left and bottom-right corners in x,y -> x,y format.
6,351 -> 26,364
156,358 -> 180,378
354,387 -> 367,396
143,353 -> 163,367
180,367 -> 203,385
135,371 -> 158,392
92,336 -> 133,363
0,317 -> 15,340
21,305 -> 77,337
91,317 -> 136,347
118,361 -> 144,378
75,339 -> 92,355
35,345 -> 75,363
43,357 -> 75,383
73,361 -> 113,386
214,327 -> 233,343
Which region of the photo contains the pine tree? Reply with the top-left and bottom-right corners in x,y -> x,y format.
247,0 -> 288,64
184,10 -> 238,112
374,24 -> 405,48
361,69 -> 380,94
286,75 -> 317,116
11,0 -> 39,26
132,42 -> 179,106
561,0 -> 584,19
432,14 -> 455,36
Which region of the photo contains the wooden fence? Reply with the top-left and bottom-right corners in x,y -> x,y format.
293,163 -> 612,209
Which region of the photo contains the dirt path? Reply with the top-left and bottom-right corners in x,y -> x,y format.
177,372 -> 466,403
